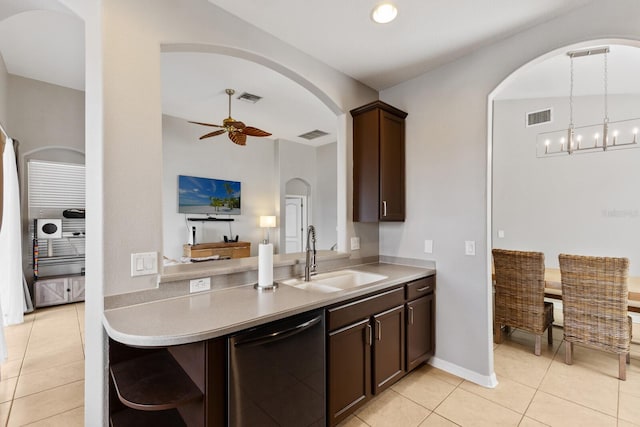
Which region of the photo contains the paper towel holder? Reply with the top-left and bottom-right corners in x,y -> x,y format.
253,282 -> 279,291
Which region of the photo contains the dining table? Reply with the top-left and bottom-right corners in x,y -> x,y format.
541,268 -> 640,313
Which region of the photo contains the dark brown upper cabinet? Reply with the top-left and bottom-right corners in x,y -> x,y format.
351,101 -> 407,222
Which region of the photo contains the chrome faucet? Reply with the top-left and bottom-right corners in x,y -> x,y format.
304,225 -> 317,281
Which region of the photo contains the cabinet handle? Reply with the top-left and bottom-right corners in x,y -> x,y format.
375,320 -> 382,341
382,201 -> 387,217
366,324 -> 373,346
409,307 -> 414,325
416,286 -> 430,292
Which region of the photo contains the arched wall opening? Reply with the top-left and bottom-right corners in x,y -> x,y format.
160,44 -> 347,259
486,37 -> 640,373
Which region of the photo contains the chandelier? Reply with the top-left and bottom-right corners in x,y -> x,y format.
537,46 -> 639,157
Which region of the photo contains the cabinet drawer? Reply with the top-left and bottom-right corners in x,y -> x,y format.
327,287 -> 404,331
405,276 -> 435,300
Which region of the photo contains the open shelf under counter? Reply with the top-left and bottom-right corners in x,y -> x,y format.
110,349 -> 203,411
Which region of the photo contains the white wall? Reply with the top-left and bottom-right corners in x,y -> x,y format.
316,142 -> 338,249
0,52 -> 7,128
163,114 -> 276,259
380,0 -> 640,384
493,94 -> 640,275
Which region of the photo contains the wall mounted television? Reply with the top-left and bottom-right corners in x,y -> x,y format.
178,175 -> 241,215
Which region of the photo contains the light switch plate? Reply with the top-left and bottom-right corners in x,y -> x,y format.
465,240 -> 476,256
350,237 -> 360,250
424,240 -> 433,254
190,277 -> 211,293
498,230 -> 505,238
131,252 -> 158,277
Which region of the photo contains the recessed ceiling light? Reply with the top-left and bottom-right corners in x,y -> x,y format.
371,3 -> 398,24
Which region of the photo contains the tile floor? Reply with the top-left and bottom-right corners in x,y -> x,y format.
1,303 -> 638,426
339,321 -> 640,427
0,303 -> 84,426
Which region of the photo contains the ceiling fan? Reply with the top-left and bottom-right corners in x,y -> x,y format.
189,88 -> 272,146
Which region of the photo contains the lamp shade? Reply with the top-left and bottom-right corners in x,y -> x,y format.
260,215 -> 276,228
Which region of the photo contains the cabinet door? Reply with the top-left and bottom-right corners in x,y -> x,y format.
352,108 -> 380,222
70,276 -> 85,302
379,110 -> 405,221
372,305 -> 405,394
328,319 -> 371,426
35,278 -> 69,307
406,294 -> 435,372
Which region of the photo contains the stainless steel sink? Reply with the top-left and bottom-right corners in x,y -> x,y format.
280,269 -> 388,293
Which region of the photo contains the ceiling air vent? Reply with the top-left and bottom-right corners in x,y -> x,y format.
237,92 -> 262,103
526,108 -> 552,127
298,129 -> 329,140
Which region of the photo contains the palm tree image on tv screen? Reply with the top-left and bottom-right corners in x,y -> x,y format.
178,175 -> 241,215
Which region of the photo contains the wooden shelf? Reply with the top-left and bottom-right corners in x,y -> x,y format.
183,241 -> 251,259
110,408 -> 186,427
110,350 -> 202,411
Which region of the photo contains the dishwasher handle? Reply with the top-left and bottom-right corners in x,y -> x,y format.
232,315 -> 322,348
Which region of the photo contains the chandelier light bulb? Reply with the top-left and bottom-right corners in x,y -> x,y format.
371,3 -> 398,23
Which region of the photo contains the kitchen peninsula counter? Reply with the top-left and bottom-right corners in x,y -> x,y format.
103,263 -> 435,347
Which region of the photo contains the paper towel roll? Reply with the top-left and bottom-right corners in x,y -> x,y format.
258,243 -> 273,287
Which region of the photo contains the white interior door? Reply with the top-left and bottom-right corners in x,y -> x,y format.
285,196 -> 306,253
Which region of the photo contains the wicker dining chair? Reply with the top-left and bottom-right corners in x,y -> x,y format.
493,249 -> 554,356
558,254 -> 631,380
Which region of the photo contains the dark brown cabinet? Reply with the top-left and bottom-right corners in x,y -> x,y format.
327,319 -> 371,424
406,276 -> 436,371
351,101 -> 407,222
372,305 -> 406,393
327,275 -> 436,426
327,287 -> 405,426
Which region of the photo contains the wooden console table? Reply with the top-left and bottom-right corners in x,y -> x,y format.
183,241 -> 251,260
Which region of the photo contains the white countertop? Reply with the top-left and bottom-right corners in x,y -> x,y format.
103,263 -> 435,347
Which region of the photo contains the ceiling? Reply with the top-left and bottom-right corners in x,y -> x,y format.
161,52 -> 336,146
207,0 -> 594,90
4,0 -> 640,142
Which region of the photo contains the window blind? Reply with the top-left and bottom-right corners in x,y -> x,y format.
27,160 -> 85,258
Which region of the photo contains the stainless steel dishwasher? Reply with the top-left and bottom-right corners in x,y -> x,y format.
228,310 -> 325,427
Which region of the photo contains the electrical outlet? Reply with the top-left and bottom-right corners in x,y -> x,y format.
465,240 -> 476,256
190,277 -> 211,293
424,240 -> 433,254
350,237 -> 360,250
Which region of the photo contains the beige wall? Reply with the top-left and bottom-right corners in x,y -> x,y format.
7,75 -> 84,157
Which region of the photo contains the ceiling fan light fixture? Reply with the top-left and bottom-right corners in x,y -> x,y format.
371,3 -> 398,24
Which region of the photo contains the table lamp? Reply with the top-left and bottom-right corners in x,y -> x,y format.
259,215 -> 276,244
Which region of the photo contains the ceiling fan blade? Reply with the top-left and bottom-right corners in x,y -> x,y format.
189,121 -> 225,128
242,127 -> 272,137
229,131 -> 247,146
199,129 -> 226,140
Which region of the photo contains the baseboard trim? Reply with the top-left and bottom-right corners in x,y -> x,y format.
429,356 -> 498,388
